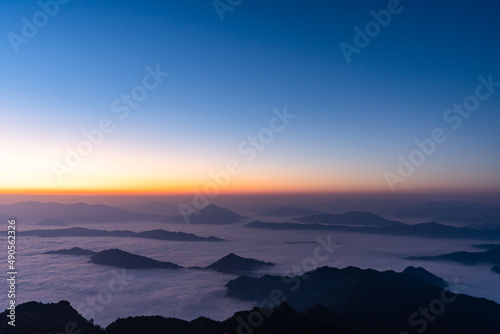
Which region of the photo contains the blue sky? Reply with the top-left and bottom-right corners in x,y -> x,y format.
0,0 -> 499,194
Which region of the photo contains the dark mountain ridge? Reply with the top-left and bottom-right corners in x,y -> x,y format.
205,253 -> 274,274
396,200 -> 500,219
2,265 -> 500,333
401,266 -> 448,288
21,227 -> 224,242
406,249 -> 500,265
245,220 -> 500,240
225,266 -> 500,333
169,204 -> 245,224
0,201 -> 167,223
296,211 -> 403,227
89,249 -> 182,269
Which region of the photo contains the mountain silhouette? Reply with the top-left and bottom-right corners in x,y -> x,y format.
395,200 -> 500,219
256,206 -> 326,217
21,227 -> 224,242
225,266 -> 500,333
401,266 -> 448,288
465,223 -> 500,230
89,249 -> 182,269
472,243 -> 500,250
245,220 -> 500,239
0,300 -> 103,334
169,204 -> 244,224
0,300 -> 356,334
3,270 -> 500,334
406,249 -> 500,265
0,201 -> 167,224
205,253 -> 274,274
45,247 -> 96,256
435,215 -> 500,225
492,266 -> 500,274
296,211 -> 403,227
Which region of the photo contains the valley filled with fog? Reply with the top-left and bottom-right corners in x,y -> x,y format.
5,212 -> 499,326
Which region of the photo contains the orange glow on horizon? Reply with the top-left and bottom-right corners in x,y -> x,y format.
2,170 -> 499,197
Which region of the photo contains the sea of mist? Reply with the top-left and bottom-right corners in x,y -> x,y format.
1,219 -> 499,326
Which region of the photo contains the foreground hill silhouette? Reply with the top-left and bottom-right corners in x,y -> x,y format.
0,301 -> 355,334
0,300 -> 103,334
205,253 -> 275,274
3,265 -> 500,334
407,249 -> 500,265
90,249 -> 182,269
22,227 -> 224,242
245,220 -> 500,239
401,266 -> 448,288
169,204 -> 244,224
225,266 -> 500,333
105,302 -> 355,334
296,211 -> 403,227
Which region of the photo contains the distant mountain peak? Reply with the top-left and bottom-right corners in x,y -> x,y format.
170,204 -> 244,224
401,266 -> 448,288
206,253 -> 274,274
90,248 -> 182,269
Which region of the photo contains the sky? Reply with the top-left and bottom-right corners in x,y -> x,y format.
1,0 -> 499,197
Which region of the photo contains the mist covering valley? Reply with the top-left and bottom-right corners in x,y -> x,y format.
2,198 -> 499,327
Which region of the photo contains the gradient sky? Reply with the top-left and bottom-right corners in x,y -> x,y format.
1,0 -> 499,195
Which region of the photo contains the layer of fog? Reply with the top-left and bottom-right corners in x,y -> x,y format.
2,220 -> 499,326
